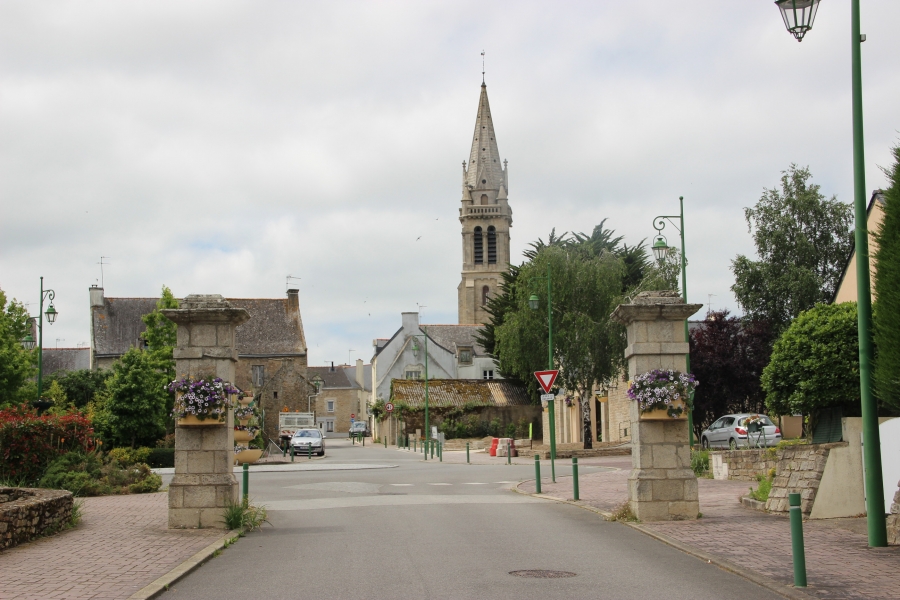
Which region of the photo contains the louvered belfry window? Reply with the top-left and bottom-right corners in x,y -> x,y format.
474,226 -> 483,264
487,226 -> 497,264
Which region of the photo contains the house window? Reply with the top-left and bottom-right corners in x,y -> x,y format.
483,370 -> 494,380
326,421 -> 334,432
458,348 -> 473,365
487,226 -> 497,264
251,365 -> 265,387
473,226 -> 483,264
482,286 -> 490,306
273,391 -> 278,400
327,399 -> 335,413
405,370 -> 422,380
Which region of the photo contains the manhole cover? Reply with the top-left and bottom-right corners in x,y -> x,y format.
509,570 -> 577,579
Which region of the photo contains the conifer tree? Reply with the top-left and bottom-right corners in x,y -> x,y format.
874,145 -> 900,412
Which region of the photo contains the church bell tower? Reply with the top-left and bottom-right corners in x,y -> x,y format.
458,83 -> 512,325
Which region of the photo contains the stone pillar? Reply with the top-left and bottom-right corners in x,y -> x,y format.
162,295 -> 250,529
611,290 -> 702,521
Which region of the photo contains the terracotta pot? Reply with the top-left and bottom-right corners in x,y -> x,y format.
177,414 -> 225,426
639,398 -> 688,421
233,430 -> 254,442
234,449 -> 263,465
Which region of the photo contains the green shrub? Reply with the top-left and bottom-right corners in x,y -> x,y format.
147,447 -> 175,468
749,473 -> 773,502
107,446 -> 152,466
691,449 -> 710,477
39,451 -> 162,496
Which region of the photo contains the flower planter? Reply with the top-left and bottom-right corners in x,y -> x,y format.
639,398 -> 688,421
233,430 -> 254,442
238,396 -> 253,407
238,418 -> 250,426
234,449 -> 263,465
177,414 -> 225,427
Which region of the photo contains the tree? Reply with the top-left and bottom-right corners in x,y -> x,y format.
141,286 -> 178,427
0,289 -> 35,406
493,246 -> 627,449
690,310 -> 775,438
874,144 -> 900,412
52,369 -> 112,410
95,348 -> 168,448
761,303 -> 860,420
732,165 -> 853,332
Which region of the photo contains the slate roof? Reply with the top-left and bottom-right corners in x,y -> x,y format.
308,366 -> 360,390
389,379 -> 530,408
91,295 -> 306,359
420,324 -> 486,356
42,348 -> 91,375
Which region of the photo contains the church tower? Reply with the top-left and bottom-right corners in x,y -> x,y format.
458,83 -> 512,325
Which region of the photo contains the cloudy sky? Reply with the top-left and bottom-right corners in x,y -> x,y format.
2,1 -> 899,367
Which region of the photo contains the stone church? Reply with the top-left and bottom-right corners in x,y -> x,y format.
457,82 -> 513,325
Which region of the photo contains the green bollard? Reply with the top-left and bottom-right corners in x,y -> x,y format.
308,443 -> 312,460
466,442 -> 470,464
290,445 -> 295,463
789,493 -> 808,587
282,441 -> 287,458
242,462 -> 249,507
424,439 -> 428,461
352,433 -> 356,445
430,439 -> 435,459
572,457 -> 579,501
384,436 -> 387,448
362,434 -> 365,447
414,439 -> 417,453
534,454 -> 542,494
439,442 -> 442,462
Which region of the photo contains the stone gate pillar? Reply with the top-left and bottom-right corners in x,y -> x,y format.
611,291 -> 702,521
162,294 -> 250,529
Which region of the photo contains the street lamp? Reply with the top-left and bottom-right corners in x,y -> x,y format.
20,277 -> 58,413
410,327 -> 431,460
308,375 -> 324,412
774,0 -> 887,548
529,262 -> 557,482
651,197 -> 693,447
775,0 -> 820,42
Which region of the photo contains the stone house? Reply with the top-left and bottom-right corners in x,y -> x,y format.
88,286 -> 309,440
307,361 -> 370,437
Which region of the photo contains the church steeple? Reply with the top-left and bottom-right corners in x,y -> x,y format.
466,84 -> 505,192
457,83 -> 513,325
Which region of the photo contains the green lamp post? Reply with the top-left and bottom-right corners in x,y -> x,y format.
529,261 -> 557,483
774,0 -> 887,548
21,276 -> 58,413
411,326 -> 430,460
651,197 -> 693,447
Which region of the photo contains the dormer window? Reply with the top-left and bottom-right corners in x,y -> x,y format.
458,347 -> 473,365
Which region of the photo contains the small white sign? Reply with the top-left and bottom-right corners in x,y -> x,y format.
431,426 -> 438,439
541,394 -> 555,402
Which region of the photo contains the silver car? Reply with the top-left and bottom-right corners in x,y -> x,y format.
291,428 -> 325,456
700,413 -> 782,449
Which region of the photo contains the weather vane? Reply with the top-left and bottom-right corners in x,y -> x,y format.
481,50 -> 485,84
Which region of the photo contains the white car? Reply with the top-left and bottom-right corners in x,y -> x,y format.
291,428 -> 325,456
700,413 -> 782,449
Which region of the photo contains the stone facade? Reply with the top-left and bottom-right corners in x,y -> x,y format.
765,443 -> 843,514
256,358 -> 315,441
162,294 -> 248,529
611,291 -> 702,522
457,83 -> 513,325
710,449 -> 777,481
0,487 -> 73,550
887,482 -> 900,545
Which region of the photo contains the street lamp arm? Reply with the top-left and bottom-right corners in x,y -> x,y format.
652,215 -> 682,235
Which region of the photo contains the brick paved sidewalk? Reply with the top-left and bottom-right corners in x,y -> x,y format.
519,460 -> 900,600
0,492 -> 224,600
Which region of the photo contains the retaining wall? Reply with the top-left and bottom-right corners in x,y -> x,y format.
0,487 -> 73,551
766,443 -> 845,514
711,449 -> 777,481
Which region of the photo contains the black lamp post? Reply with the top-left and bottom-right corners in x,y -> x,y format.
774,0 -> 886,548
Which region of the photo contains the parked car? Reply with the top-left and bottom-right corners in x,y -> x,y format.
291,428 -> 325,456
700,413 -> 782,449
349,421 -> 370,437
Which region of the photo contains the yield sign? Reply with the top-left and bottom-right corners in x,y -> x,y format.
534,370 -> 559,394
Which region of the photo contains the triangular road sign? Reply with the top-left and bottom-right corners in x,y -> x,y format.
534,370 -> 559,394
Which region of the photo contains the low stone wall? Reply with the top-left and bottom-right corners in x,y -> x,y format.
710,449 -> 777,481
766,443 -> 844,514
0,487 -> 74,551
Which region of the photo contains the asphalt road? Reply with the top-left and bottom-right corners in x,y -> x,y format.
160,439 -> 781,600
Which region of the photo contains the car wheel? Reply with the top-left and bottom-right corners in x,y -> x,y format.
729,438 -> 738,450
318,450 -> 325,456
701,437 -> 709,450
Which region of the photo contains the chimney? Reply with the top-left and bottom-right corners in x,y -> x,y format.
401,311 -> 419,333
89,285 -> 104,308
286,288 -> 300,315
330,361 -> 335,372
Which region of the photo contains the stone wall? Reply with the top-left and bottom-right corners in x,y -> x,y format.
887,482 -> 900,546
0,487 -> 73,550
766,443 -> 844,514
710,449 -> 777,481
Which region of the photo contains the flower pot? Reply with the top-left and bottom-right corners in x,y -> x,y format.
233,430 -> 254,443
177,414 -> 225,427
238,418 -> 251,426
238,397 -> 253,407
234,449 -> 263,465
639,398 -> 688,421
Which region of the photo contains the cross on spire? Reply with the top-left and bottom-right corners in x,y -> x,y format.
481,50 -> 485,84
